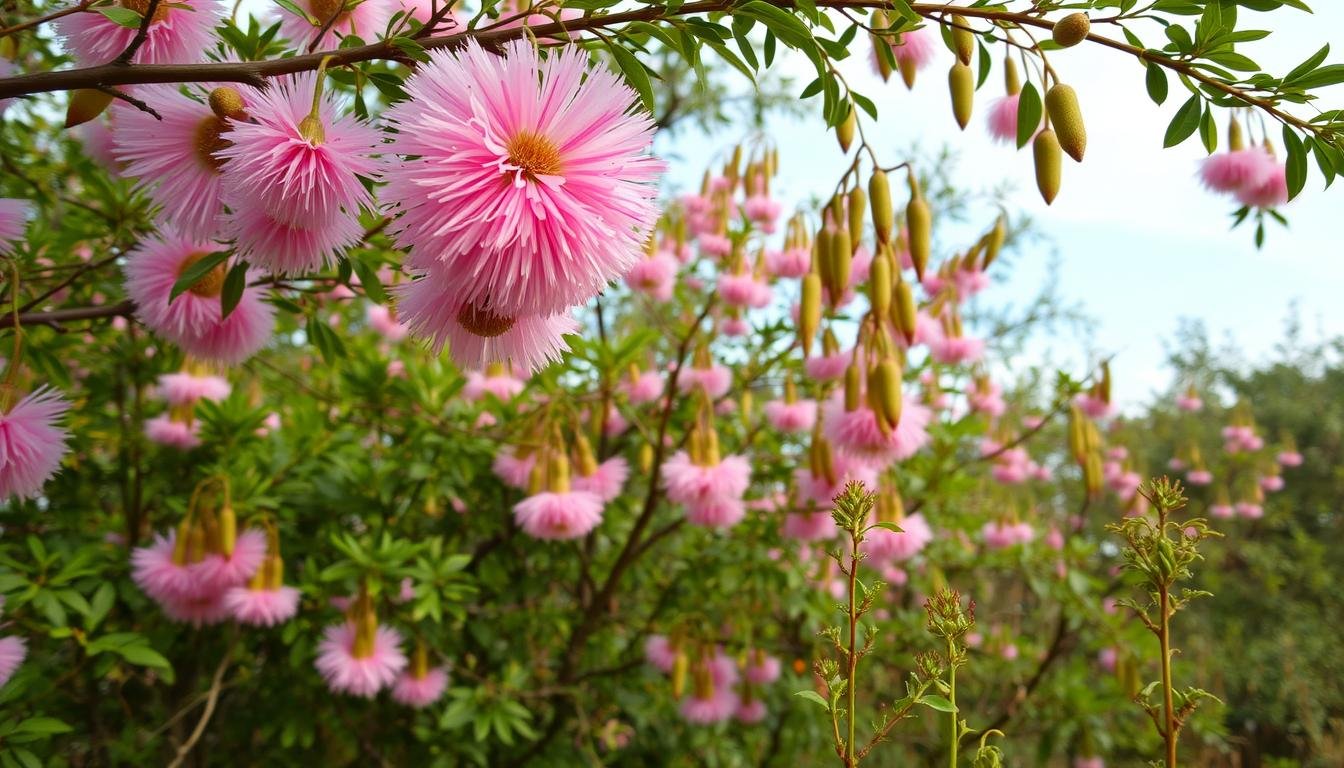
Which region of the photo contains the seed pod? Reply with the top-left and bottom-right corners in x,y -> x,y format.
1228,117 -> 1245,152
844,363 -> 862,412
829,227 -> 853,298
1003,55 -> 1021,96
951,15 -> 974,65
671,651 -> 689,698
1083,450 -> 1104,499
815,226 -> 835,298
65,88 -> 114,129
869,169 -> 894,243
1052,13 -> 1090,48
817,437 -> 837,485
1100,361 -> 1112,403
906,194 -> 931,282
1045,83 -> 1087,162
1067,404 -> 1087,464
869,252 -> 892,317
866,366 -> 891,435
948,61 -> 974,130
218,502 -> 237,557
871,10 -> 894,82
837,106 -> 857,152
740,389 -> 753,429
847,185 -> 866,248
893,278 -> 917,345
877,359 -> 903,428
799,273 -> 822,355
898,55 -> 919,90
984,215 -> 1006,268
1033,129 -> 1063,205
209,86 -> 248,121
639,441 -> 654,473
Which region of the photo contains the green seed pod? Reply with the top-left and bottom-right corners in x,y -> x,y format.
866,366 -> 891,435
869,252 -> 892,318
1228,117 -> 1245,152
800,273 -> 822,355
951,15 -> 974,65
1003,55 -> 1021,96
898,56 -> 918,90
1033,129 -> 1063,205
816,226 -> 836,298
830,227 -> 853,299
65,88 -> 114,129
869,169 -> 894,243
837,106 -> 857,153
984,215 -> 1006,268
893,278 -> 917,345
871,10 -> 894,82
1052,12 -> 1090,48
949,61 -> 974,130
847,185 -> 866,248
906,195 -> 932,282
1045,83 -> 1087,162
844,363 -> 862,412
877,359 -> 903,428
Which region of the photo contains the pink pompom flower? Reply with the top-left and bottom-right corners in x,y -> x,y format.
366,304 -> 409,342
0,199 -> 31,253
1199,149 -> 1274,194
662,451 -> 752,529
822,395 -> 932,466
392,665 -> 448,708
0,636 -> 25,687
572,456 -> 629,503
781,512 -> 838,542
225,583 -> 301,627
677,364 -> 732,399
1278,450 -> 1303,467
644,634 -> 679,673
764,399 -> 816,434
623,369 -> 664,404
987,94 -> 1023,144
277,0 -> 398,51
1236,161 -> 1289,209
625,252 -> 678,301
492,448 -> 536,489
123,235 -> 275,364
463,365 -> 526,402
513,490 -> 604,540
0,386 -> 70,500
315,620 -> 408,698
383,40 -> 664,318
57,0 -> 223,66
765,247 -> 810,278
131,530 -> 199,603
144,415 -> 201,449
156,371 -> 231,406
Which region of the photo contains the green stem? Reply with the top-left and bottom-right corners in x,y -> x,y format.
947,637 -> 958,768
1159,585 -> 1177,767
845,530 -> 859,767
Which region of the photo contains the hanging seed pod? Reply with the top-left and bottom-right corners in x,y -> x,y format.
1045,83 -> 1087,162
218,501 -> 237,558
869,169 -> 894,243
671,650 -> 689,698
866,366 -> 891,435
984,215 -> 1007,268
816,225 -> 836,299
844,363 -> 862,411
1033,129 -> 1063,204
869,251 -> 893,317
837,106 -> 857,152
906,193 -> 931,281
877,358 -> 903,428
951,15 -> 974,65
1003,55 -> 1021,96
639,441 -> 655,473
847,184 -> 867,248
898,54 -> 919,90
872,11 -> 894,82
829,226 -> 853,297
818,436 -> 837,485
949,61 -> 974,130
1228,117 -> 1245,152
1052,13 -> 1090,48
65,88 -> 114,129
1083,450 -> 1104,499
799,273 -> 822,355
1100,361 -> 1112,403
893,277 -> 917,345
1067,404 -> 1087,464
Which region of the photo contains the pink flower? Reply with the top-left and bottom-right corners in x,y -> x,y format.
735,696 -> 768,723
766,248 -> 810,278
573,457 -> 629,503
623,370 -> 664,404
277,0 -> 398,50
0,387 -> 70,500
697,233 -> 732,259
160,592 -> 232,626
718,274 -> 771,309
0,199 -> 31,252
794,455 -> 876,508
1278,450 -> 1303,467
56,0 -> 222,65
123,235 -> 275,363
513,490 -> 604,540
782,512 -> 838,541
625,252 -> 678,301
0,636 -> 25,687
1259,474 -> 1284,492
764,399 -> 816,434
662,452 -> 752,528
383,40 -> 663,317
968,380 -> 1006,417
192,529 -> 267,593
1185,469 -> 1213,486
113,86 -> 235,239
131,530 -> 199,603
744,653 -> 780,685
982,521 -> 1033,549
224,584 -> 301,627
315,621 -> 408,698
1199,149 -> 1274,193
365,304 -> 409,342
863,513 -> 933,563
1075,393 -> 1113,419
680,690 -> 738,724
872,27 -> 937,77
1176,394 -> 1203,412
822,396 -> 932,465
1074,758 -> 1105,768
677,365 -> 732,399
463,369 -> 526,402
492,449 -> 536,489
744,195 -> 781,231
1045,527 -> 1065,550
1210,503 -> 1235,519
392,666 -> 449,708
1236,502 -> 1264,519
394,268 -> 579,374
226,204 -> 366,277
927,335 -> 985,365
987,94 -> 1025,144
1236,161 -> 1289,208
156,372 -> 231,406
804,352 -> 848,381
644,635 -> 678,673
144,415 -> 202,449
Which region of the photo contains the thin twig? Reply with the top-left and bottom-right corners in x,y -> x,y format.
113,0 -> 164,65
94,85 -> 161,120
165,630 -> 236,768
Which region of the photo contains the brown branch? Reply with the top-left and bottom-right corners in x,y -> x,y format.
20,255 -> 121,314
0,0 -> 95,39
0,299 -> 134,329
94,85 -> 162,120
165,630 -> 236,768
981,609 -> 1071,733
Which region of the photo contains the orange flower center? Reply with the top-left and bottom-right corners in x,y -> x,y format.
120,0 -> 170,23
178,252 -> 227,298
505,130 -> 563,178
194,115 -> 230,173
456,302 -> 515,338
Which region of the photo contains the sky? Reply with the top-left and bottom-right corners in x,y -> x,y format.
656,4 -> 1344,412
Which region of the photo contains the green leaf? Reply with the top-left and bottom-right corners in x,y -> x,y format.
1283,43 -> 1329,84
794,690 -> 830,710
168,251 -> 230,302
272,0 -> 316,24
733,2 -> 813,51
349,257 -> 385,304
11,718 -> 72,737
95,6 -> 145,29
1199,105 -> 1218,154
870,521 -> 904,533
921,695 -> 958,713
1292,64 -> 1344,90
1016,81 -> 1041,149
219,261 -> 248,319
1145,62 -> 1169,105
390,35 -> 431,63
607,43 -> 655,112
1163,95 -> 1203,148
1282,125 -> 1308,199
116,644 -> 172,670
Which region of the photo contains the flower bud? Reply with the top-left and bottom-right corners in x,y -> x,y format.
1003,55 -> 1020,96
847,184 -> 866,248
869,169 -> 894,243
799,273 -> 822,355
984,215 -> 1006,268
877,359 -> 903,428
866,366 -> 891,435
639,441 -> 654,473
898,55 -> 919,90
1045,83 -> 1086,162
906,194 -> 931,282
869,252 -> 892,318
951,15 -> 974,65
65,88 -> 114,129
208,86 -> 248,121
836,106 -> 857,153
671,650 -> 688,698
218,501 -> 237,558
828,227 -> 852,299
871,11 -> 894,82
1033,129 -> 1063,204
1051,13 -> 1090,48
1228,117 -> 1245,152
893,277 -> 917,345
949,61 -> 974,130
844,363 -> 862,412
